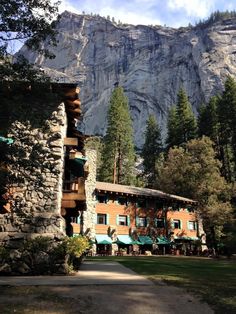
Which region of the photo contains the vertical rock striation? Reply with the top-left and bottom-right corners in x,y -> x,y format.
20,11 -> 236,146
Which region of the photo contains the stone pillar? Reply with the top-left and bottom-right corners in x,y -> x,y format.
83,149 -> 97,243
0,99 -> 68,247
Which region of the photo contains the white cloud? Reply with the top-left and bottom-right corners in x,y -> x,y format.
59,0 -> 161,25
59,0 -> 80,14
167,0 -> 214,18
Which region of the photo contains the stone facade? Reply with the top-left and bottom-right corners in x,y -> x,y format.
83,149 -> 97,243
0,84 -> 75,273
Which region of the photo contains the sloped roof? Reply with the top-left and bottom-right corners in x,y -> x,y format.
95,181 -> 196,204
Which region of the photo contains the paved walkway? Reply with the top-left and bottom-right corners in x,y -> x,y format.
0,261 -> 214,314
0,261 -> 153,286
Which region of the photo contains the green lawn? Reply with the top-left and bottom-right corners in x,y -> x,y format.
89,255 -> 236,314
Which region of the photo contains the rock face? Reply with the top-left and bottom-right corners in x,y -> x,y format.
20,11 -> 236,146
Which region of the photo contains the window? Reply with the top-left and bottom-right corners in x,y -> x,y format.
136,217 -> 147,227
71,216 -> 80,224
118,215 -> 128,226
155,218 -> 164,228
173,219 -> 181,229
97,214 -> 107,224
188,221 -> 197,230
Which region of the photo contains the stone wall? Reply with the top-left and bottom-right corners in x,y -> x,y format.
83,149 -> 97,245
0,85 -> 68,249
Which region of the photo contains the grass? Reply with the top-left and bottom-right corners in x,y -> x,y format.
88,255 -> 236,314
0,287 -> 74,314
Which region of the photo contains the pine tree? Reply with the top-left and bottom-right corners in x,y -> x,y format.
141,115 -> 162,187
166,88 -> 197,149
99,87 -> 135,185
217,77 -> 236,182
198,96 -> 219,141
166,106 -> 178,149
175,88 -> 197,145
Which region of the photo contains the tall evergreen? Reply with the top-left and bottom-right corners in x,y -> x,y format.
166,106 -> 178,150
217,77 -> 236,182
166,88 -> 197,148
175,88 -> 197,145
198,96 -> 219,141
99,86 -> 135,185
141,115 -> 162,187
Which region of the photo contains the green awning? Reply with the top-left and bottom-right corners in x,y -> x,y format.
116,235 -> 133,245
96,234 -> 112,245
0,136 -> 14,145
157,236 -> 171,245
174,236 -> 199,241
138,236 -> 153,245
131,239 -> 142,245
69,157 -> 87,177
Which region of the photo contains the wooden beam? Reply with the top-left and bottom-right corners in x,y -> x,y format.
64,137 -> 78,146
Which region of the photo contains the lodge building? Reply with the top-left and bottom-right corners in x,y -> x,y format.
0,83 -> 206,263
70,179 -> 205,256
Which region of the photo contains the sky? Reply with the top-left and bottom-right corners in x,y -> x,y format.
59,0 -> 236,28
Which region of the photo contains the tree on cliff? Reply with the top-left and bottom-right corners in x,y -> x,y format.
0,0 -> 60,81
141,115 -> 162,188
158,136 -> 233,248
99,86 -> 135,185
166,88 -> 197,148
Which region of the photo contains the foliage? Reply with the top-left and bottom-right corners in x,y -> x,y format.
99,86 -> 135,185
218,76 -> 236,181
166,106 -> 178,150
141,115 -> 163,188
0,246 -> 10,262
158,137 -> 233,247
0,0 -> 60,81
22,236 -> 53,253
0,235 -> 89,275
198,76 -> 236,182
53,235 -> 89,259
195,10 -> 236,28
198,96 -> 219,142
166,88 -> 197,148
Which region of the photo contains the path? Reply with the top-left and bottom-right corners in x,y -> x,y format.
0,261 -> 214,314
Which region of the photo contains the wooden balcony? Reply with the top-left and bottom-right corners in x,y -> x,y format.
62,178 -> 86,206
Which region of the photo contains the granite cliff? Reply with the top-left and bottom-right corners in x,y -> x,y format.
19,11 -> 236,147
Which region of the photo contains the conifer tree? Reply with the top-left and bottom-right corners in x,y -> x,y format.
175,88 -> 197,145
99,87 -> 135,185
166,88 -> 197,149
141,115 -> 162,187
217,77 -> 236,182
198,96 -> 219,141
166,106 -> 178,149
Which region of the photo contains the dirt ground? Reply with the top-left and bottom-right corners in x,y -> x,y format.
0,283 -> 214,314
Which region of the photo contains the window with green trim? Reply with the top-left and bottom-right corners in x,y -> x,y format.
97,213 -> 107,224
136,217 -> 147,227
155,218 -> 164,228
118,215 -> 128,226
188,221 -> 197,230
173,219 -> 181,229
